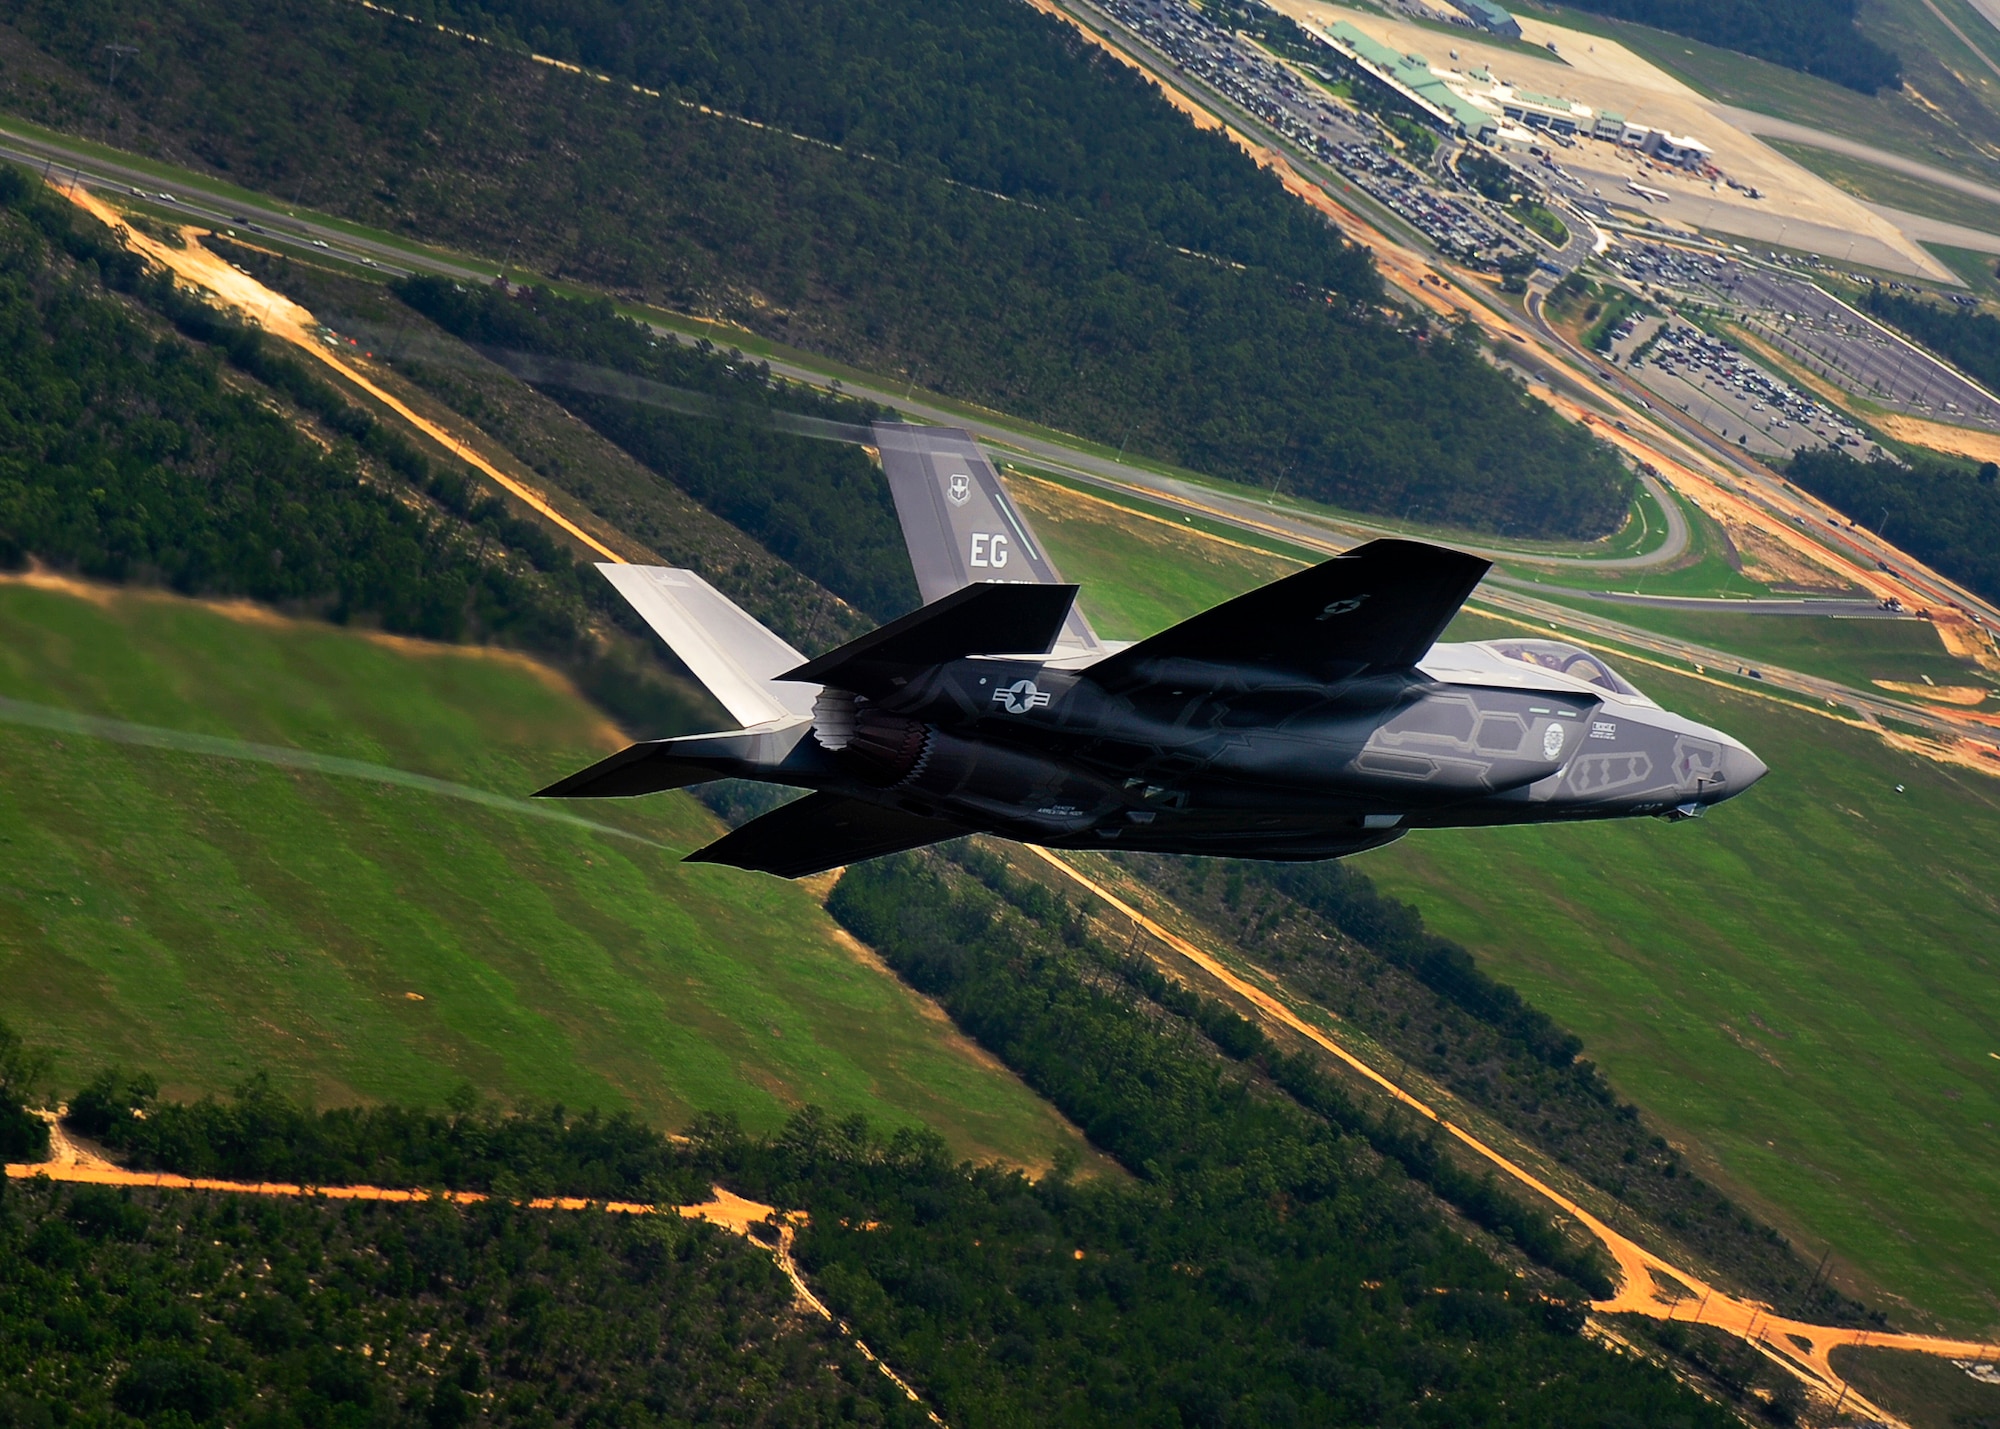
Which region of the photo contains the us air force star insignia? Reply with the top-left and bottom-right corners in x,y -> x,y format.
947,472 -> 971,506
994,679 -> 1052,714
1543,724 -> 1566,760
1316,595 -> 1369,620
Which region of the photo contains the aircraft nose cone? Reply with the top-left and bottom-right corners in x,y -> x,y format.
1718,741 -> 1767,798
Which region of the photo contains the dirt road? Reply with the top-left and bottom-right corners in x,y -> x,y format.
63,187 -> 636,569
1025,849 -> 1992,1422
6,1139 -> 943,1425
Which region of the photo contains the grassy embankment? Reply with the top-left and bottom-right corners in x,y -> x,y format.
0,579 -> 1093,1169
1762,139 -> 2000,241
1527,591 -> 1993,693
1013,471 -> 2000,1330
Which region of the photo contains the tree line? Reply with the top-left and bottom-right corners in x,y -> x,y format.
16,824 -> 1753,1424
0,167 -> 900,736
1121,853 -> 1883,1328
5,0 -> 1634,537
1787,446 -> 2000,605
0,1169 -> 915,1429
1864,286 -> 2000,397
392,276 -> 922,622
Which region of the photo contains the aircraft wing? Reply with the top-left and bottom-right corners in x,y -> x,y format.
1085,539 -> 1490,690
873,422 -> 1102,655
684,791 -> 969,878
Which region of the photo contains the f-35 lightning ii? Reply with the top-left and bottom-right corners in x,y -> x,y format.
538,423 -> 1766,877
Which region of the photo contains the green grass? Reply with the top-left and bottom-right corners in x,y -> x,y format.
1764,140 -> 2000,240
1828,1343 -> 2000,1429
1513,201 -> 1569,247
1923,242 -> 2000,301
1005,473 -> 1302,640
1524,597 -> 1992,694
0,582 -> 1093,1169
1021,477 -> 2000,1330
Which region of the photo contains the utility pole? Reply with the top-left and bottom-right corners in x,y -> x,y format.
104,43 -> 139,87
101,38 -> 139,143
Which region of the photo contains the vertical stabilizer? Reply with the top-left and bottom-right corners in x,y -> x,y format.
597,564 -> 817,728
873,422 -> 1102,654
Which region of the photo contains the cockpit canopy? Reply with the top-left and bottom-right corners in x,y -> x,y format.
1478,639 -> 1645,698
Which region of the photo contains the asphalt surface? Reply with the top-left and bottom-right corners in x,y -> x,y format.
1583,593 -> 1913,617
1716,267 -> 2000,427
0,132 -> 463,283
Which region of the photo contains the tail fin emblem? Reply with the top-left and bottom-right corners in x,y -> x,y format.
947,472 -> 971,506
1317,595 -> 1370,619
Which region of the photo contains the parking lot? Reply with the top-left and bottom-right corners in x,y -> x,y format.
1608,241 -> 2000,430
1099,0 -> 1532,269
1606,313 -> 1874,459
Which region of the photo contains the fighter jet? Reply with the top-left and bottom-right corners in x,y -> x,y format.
538,423 -> 1765,877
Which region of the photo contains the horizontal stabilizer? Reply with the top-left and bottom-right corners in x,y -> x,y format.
685,792 -> 968,878
1086,539 -> 1489,689
781,582 -> 1078,698
535,720 -> 811,799
597,565 -> 815,728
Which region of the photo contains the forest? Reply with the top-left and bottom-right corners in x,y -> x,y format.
0,168 -> 748,736
0,0 -> 1634,538
1786,446 -> 2000,604
6,839 -> 1763,1426
1119,855 -> 1878,1327
0,1173 -> 920,1428
391,277 -> 922,622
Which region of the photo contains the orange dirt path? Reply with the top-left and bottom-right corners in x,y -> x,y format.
6,1145 -> 943,1424
1027,847 -> 1992,1420
62,186 -> 630,567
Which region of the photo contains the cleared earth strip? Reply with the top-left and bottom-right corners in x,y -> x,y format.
1026,846 -> 1995,1422
8,1123 -> 946,1428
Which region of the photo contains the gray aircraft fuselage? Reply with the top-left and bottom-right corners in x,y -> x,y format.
539,535 -> 1766,877
677,639 -> 1764,862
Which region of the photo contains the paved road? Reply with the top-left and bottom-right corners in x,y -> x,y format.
1581,593 -> 1912,618
1717,267 -> 2000,427
1866,201 -> 2000,254
21,113 -> 2000,646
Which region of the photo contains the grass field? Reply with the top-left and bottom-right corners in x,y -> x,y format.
1021,476 -> 2000,1330
1924,242 -> 2000,300
1764,140 -> 2000,239
1374,617 -> 2000,1331
0,579 -> 1093,1169
1007,474 -> 1301,640
1530,596 -> 1991,694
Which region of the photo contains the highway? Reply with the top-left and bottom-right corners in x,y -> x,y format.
15,107 -> 2000,660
